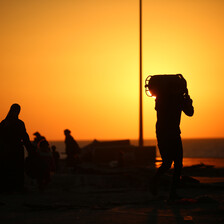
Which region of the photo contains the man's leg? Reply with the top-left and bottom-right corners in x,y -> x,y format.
169,137 -> 183,199
150,138 -> 173,195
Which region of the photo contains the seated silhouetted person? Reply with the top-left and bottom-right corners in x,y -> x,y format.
64,129 -> 80,167
0,103 -> 33,193
146,74 -> 194,200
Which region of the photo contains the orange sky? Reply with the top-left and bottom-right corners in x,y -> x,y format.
0,0 -> 224,141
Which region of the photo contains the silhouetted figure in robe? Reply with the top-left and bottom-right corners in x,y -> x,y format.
0,103 -> 33,192
64,129 -> 80,167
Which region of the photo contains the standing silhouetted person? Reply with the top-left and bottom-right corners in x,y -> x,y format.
64,129 -> 80,167
51,145 -> 60,172
0,103 -> 33,193
36,140 -> 55,191
145,74 -> 194,200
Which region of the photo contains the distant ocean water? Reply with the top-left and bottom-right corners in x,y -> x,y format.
49,138 -> 224,168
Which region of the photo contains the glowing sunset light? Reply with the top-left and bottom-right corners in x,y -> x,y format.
0,0 -> 224,140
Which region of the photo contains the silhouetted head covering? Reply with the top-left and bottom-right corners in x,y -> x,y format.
33,132 -> 41,137
6,103 -> 21,120
64,129 -> 71,135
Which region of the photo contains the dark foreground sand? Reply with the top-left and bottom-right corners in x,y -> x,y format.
0,161 -> 223,224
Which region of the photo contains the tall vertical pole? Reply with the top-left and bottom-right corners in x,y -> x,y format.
139,0 -> 143,147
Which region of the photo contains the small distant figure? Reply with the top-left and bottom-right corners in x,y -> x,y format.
0,103 -> 34,193
36,140 -> 55,191
145,74 -> 194,200
33,132 -> 46,149
51,145 -> 60,172
64,129 -> 80,167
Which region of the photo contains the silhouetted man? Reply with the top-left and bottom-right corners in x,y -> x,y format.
147,75 -> 194,200
64,129 -> 80,167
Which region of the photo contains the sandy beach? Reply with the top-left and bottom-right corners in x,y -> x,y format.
0,160 -> 223,224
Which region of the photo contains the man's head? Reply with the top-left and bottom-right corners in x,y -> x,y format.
64,129 -> 71,136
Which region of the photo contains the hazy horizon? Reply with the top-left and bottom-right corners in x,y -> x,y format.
47,137 -> 224,142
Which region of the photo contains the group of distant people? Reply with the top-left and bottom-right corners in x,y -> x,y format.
25,132 -> 58,191
0,103 -> 81,193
